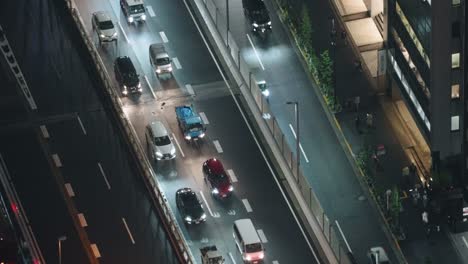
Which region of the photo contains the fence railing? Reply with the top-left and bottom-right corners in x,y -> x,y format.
63,1 -> 195,263
200,0 -> 353,263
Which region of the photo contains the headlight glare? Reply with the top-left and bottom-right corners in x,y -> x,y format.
212,188 -> 219,194
228,185 -> 234,192
252,23 -> 258,27
185,135 -> 191,140
128,16 -> 134,23
141,14 -> 147,20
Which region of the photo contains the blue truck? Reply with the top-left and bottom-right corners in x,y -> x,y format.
175,105 -> 206,141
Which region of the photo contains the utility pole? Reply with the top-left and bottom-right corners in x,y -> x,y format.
286,101 -> 300,180
330,17 -> 338,103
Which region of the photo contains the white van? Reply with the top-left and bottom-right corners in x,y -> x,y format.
233,219 -> 264,263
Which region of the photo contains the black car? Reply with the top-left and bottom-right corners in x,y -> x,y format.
114,56 -> 142,96
242,0 -> 271,33
176,188 -> 206,224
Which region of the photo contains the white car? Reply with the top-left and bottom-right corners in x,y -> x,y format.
92,11 -> 117,44
145,121 -> 176,161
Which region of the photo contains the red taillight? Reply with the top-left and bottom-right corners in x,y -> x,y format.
10,203 -> 18,214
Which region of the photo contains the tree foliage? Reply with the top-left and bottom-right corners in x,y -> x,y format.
299,5 -> 313,53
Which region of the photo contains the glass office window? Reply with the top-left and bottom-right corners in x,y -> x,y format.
451,116 -> 460,131
452,84 -> 460,99
452,53 -> 460,68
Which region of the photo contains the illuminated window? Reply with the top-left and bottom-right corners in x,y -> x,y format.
451,116 -> 460,131
453,0 -> 461,6
452,84 -> 460,99
452,53 -> 460,68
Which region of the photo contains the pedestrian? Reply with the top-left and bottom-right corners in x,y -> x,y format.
422,211 -> 430,235
341,30 -> 347,46
355,115 -> 362,134
366,113 -> 374,129
354,96 -> 360,112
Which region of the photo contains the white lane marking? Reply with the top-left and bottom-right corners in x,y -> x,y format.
64,183 -> 75,197
159,31 -> 169,43
199,191 -> 218,217
213,140 -> 223,153
273,261 -> 279,264
257,229 -> 268,243
462,236 -> 468,248
228,252 -> 237,264
181,0 -> 319,260
90,244 -> 101,258
77,213 -> 88,227
52,154 -> 62,167
242,199 -> 253,213
172,133 -> 185,158
288,124 -> 310,163
199,112 -> 209,124
227,209 -> 236,215
122,218 -> 136,244
147,5 -> 156,17
117,22 -> 129,43
227,169 -> 238,183
144,75 -> 157,99
40,125 -> 50,139
185,84 -> 195,95
335,220 -> 352,253
173,57 -> 182,69
76,114 -> 87,135
246,34 -> 265,70
97,162 -> 111,190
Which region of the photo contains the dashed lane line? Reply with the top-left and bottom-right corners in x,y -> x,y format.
147,5 -> 156,17
172,133 -> 185,158
40,125 -> 50,139
242,199 -> 253,213
117,22 -> 129,43
288,123 -> 310,163
97,162 -> 111,190
256,229 -> 268,243
213,140 -> 223,153
199,112 -> 209,124
199,191 -> 219,218
144,75 -> 157,99
173,57 -> 182,69
76,114 -> 87,135
246,33 -> 265,70
122,218 -> 136,244
159,31 -> 169,43
227,169 -> 238,183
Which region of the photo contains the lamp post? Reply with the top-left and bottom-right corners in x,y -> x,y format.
226,0 -> 229,48
58,236 -> 67,264
286,101 -> 300,179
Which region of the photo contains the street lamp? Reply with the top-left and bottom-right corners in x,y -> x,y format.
58,235 -> 67,264
330,17 -> 337,103
286,101 -> 300,180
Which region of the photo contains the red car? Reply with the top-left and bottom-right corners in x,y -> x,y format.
202,158 -> 233,198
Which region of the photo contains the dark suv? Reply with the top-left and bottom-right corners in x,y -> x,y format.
114,56 -> 142,96
242,0 -> 271,34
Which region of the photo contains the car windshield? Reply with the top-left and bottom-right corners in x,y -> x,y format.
129,4 -> 145,14
245,243 -> 262,253
156,58 -> 170,65
212,173 -> 228,183
99,20 -> 114,30
154,136 -> 171,146
183,193 -> 199,207
188,123 -> 203,131
252,9 -> 269,23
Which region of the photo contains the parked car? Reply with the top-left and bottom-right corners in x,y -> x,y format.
91,11 -> 117,44
202,158 -> 233,198
242,0 -> 271,34
176,188 -> 206,224
114,56 -> 142,96
145,121 -> 176,161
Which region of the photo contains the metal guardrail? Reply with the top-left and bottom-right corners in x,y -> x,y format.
63,1 -> 195,263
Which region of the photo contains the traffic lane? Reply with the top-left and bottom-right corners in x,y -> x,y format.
123,98 -> 247,263
0,131 -> 88,264
0,0 -> 102,116
148,0 -> 223,85
197,94 -> 318,263
45,107 -> 180,264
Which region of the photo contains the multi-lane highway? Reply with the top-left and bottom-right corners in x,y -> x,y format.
207,0 -> 398,262
75,0 -> 321,263
0,0 -> 179,263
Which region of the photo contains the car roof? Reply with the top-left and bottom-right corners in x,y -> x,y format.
149,121 -> 168,137
206,158 -> 225,175
116,56 -> 136,73
177,188 -> 197,200
234,219 -> 261,245
126,0 -> 145,6
244,0 -> 266,10
93,11 -> 111,22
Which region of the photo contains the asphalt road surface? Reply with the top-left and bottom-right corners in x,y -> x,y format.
0,0 -> 179,263
75,0 -> 321,262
